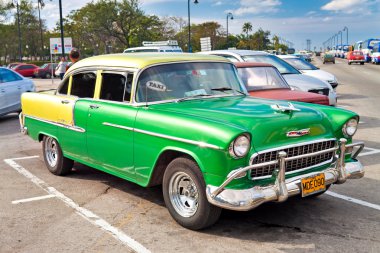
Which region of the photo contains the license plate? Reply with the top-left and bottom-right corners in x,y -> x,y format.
301,173 -> 326,197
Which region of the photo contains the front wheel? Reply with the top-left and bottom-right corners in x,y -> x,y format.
163,157 -> 221,230
45,72 -> 51,79
42,136 -> 73,176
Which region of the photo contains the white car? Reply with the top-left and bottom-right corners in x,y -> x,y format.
123,40 -> 183,53
0,67 -> 36,117
199,50 -> 337,106
278,55 -> 338,89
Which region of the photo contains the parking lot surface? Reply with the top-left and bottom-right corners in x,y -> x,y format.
1,57 -> 380,253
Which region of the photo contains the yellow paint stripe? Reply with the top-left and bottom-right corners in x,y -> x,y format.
67,76 -> 73,96
94,70 -> 103,99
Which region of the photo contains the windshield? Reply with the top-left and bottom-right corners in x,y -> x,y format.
241,55 -> 300,75
136,62 -> 244,103
283,58 -> 318,70
40,63 -> 48,68
237,66 -> 290,91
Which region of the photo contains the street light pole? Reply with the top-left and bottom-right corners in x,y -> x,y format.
338,31 -> 342,46
37,0 -> 44,60
343,26 -> 349,45
187,0 -> 199,53
226,12 -> 233,47
14,0 -> 22,62
59,0 -> 65,56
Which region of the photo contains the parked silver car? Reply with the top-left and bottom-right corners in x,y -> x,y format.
0,67 -> 36,116
199,50 -> 337,106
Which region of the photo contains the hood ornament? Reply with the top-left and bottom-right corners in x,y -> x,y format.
271,102 -> 300,113
287,128 -> 310,137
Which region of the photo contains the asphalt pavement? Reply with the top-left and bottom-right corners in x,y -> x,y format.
0,57 -> 379,253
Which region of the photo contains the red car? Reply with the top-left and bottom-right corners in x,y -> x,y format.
347,51 -> 365,65
13,63 -> 39,77
235,62 -> 329,105
34,63 -> 58,78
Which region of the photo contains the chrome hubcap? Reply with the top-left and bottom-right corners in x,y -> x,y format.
45,137 -> 58,167
169,171 -> 199,217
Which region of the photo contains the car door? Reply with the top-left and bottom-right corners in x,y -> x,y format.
85,71 -> 137,180
0,68 -> 23,114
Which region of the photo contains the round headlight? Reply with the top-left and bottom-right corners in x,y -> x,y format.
342,118 -> 358,137
229,134 -> 250,158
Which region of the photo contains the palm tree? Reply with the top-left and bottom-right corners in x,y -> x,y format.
242,22 -> 252,39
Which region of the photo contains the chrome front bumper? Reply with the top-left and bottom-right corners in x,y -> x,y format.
206,139 -> 365,211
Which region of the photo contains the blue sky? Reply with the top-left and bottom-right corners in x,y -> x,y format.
38,0 -> 380,50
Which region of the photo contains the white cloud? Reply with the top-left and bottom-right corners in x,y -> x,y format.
212,1 -> 223,6
233,0 -> 281,16
321,0 -> 377,14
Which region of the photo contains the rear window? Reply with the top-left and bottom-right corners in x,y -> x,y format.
353,51 -> 363,56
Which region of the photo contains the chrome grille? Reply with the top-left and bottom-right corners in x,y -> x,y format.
250,140 -> 336,179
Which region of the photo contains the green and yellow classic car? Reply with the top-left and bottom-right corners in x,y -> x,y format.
20,53 -> 364,230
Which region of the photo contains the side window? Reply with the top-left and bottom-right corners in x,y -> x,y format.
0,69 -> 22,83
71,72 -> 96,98
58,78 -> 69,95
99,73 -> 133,102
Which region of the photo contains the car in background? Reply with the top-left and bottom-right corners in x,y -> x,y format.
7,62 -> 22,69
361,38 -> 380,62
0,67 -> 36,116
322,53 -> 335,64
13,63 -> 39,77
293,53 -> 311,62
235,62 -> 329,105
278,55 -> 338,89
199,50 -> 337,106
123,40 -> 183,53
370,42 -> 380,65
347,51 -> 365,65
34,63 -> 58,78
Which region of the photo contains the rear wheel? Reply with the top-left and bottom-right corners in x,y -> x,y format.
42,136 -> 73,176
348,62 -> 351,65
163,157 -> 221,230
360,62 -> 364,65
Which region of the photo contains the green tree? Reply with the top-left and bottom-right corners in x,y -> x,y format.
242,22 -> 252,39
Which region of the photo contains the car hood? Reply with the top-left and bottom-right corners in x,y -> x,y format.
300,69 -> 336,83
144,96 -> 354,151
249,89 -> 329,105
283,74 -> 331,91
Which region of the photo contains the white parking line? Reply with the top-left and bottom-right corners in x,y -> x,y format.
12,194 -> 55,204
326,191 -> 380,211
358,147 -> 380,157
4,157 -> 151,253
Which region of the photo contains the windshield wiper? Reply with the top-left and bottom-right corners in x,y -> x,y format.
211,87 -> 246,95
176,94 -> 211,102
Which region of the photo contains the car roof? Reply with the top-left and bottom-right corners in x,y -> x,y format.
67,53 -> 230,73
200,50 -> 269,57
234,62 -> 273,68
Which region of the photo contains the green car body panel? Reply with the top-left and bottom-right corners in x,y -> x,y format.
21,53 -> 360,192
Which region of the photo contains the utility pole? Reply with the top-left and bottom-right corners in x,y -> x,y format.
59,0 -> 65,56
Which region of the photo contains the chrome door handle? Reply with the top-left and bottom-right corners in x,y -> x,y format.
89,104 -> 99,109
61,100 -> 70,104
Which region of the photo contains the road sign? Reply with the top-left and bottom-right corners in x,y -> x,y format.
49,38 -> 73,55
200,37 -> 212,52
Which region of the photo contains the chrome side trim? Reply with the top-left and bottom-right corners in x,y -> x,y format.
102,122 -> 221,150
134,128 -> 222,150
102,122 -> 133,131
24,115 -> 85,133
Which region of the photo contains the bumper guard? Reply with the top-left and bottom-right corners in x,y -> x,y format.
206,138 -> 364,211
